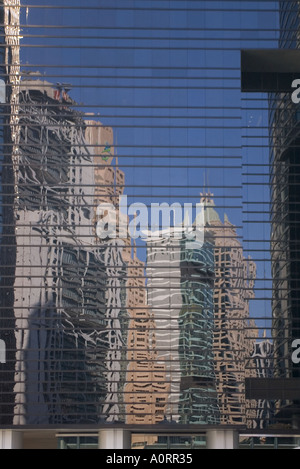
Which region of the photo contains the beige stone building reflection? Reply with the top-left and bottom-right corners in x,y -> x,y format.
124,244 -> 170,425
85,120 -> 124,209
85,121 -> 169,424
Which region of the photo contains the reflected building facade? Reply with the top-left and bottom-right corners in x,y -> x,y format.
146,236 -> 183,422
250,336 -> 275,430
1,76 -> 168,426
146,196 -> 258,426
201,194 -> 258,426
146,232 -> 221,425
124,244 -> 169,425
13,78 -> 108,425
86,120 -> 169,424
86,120 -> 128,423
178,234 -> 220,425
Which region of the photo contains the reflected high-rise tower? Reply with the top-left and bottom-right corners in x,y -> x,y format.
146,236 -> 183,422
12,79 -> 108,425
87,121 -> 169,424
146,214 -> 220,425
0,0 -> 21,425
86,120 -> 129,422
124,244 -> 169,425
178,233 -> 220,425
146,196 -> 258,425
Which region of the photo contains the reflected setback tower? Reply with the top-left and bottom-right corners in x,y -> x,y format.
178,233 -> 220,425
202,194 -> 258,426
12,79 -> 108,425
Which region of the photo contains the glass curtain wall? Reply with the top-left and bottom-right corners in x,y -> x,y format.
0,0 -> 299,433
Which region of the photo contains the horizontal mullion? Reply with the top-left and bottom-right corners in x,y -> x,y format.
0,143 -> 243,149
7,72 -> 242,80
0,281 -> 264,287
0,123 -> 244,129
12,43 -> 265,51
0,182 -> 242,188
19,38 -> 277,45
0,273 -> 259,279
0,111 -> 242,119
0,321 -> 276,326
0,112 -> 242,119
0,163 -> 242,169
1,100 -> 244,109
21,64 -> 240,70
7,123 -> 244,129
17,23 -> 287,32
10,33 -> 277,41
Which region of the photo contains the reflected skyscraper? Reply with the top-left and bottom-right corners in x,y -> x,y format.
124,243 -> 169,425
178,233 -> 220,425
146,236 -> 183,422
87,120 -> 128,422
87,120 -> 168,424
12,78 -> 108,424
146,213 -> 220,425
202,194 -> 258,426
